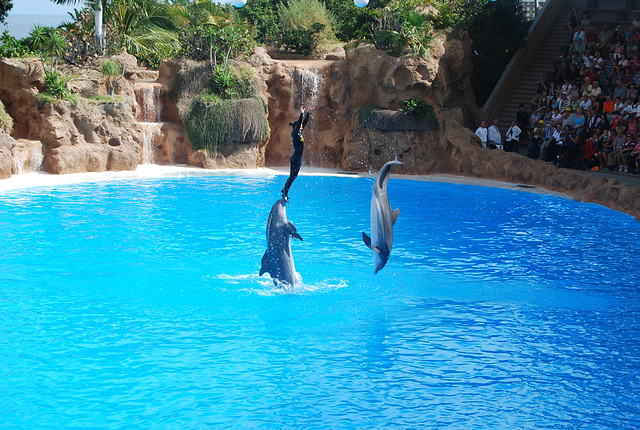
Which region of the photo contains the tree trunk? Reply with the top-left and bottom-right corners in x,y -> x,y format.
94,0 -> 104,52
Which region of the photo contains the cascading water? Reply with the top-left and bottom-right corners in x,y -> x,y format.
135,81 -> 165,165
11,140 -> 43,175
289,67 -> 325,166
135,82 -> 163,123
140,123 -> 162,165
289,67 -> 323,111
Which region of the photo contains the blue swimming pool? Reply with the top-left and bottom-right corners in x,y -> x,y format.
1,174 -> 639,429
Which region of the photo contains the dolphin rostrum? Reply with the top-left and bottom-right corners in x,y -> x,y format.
260,198 -> 303,288
362,160 -> 402,274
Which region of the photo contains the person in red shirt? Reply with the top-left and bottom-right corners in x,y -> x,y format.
603,95 -> 615,114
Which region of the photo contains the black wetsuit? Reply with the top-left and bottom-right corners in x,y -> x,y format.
282,111 -> 309,199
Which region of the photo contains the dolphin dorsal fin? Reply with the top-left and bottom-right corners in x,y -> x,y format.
392,208 -> 400,225
362,232 -> 381,253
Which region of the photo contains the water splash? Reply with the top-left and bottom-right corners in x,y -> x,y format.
289,67 -> 324,110
217,273 -> 349,296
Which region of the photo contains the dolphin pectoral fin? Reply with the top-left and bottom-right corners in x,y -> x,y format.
287,222 -> 303,241
392,208 -> 400,225
362,232 -> 381,253
259,251 -> 270,276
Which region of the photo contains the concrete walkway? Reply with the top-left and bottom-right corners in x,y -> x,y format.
578,169 -> 640,187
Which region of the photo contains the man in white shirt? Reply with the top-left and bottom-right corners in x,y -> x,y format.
475,121 -> 488,148
504,120 -> 522,152
488,119 -> 502,150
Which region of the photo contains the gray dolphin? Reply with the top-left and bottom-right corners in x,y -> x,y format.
260,198 -> 303,288
362,160 -> 402,274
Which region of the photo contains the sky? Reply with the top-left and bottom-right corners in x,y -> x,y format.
10,0 -> 78,16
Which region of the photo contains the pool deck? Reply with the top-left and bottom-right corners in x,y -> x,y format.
3,164 -> 634,199
1,164 -> 637,196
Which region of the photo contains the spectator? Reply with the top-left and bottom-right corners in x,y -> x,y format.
614,96 -> 625,113
572,106 -> 587,136
598,128 -> 614,169
628,138 -> 640,173
628,83 -> 639,103
540,120 -> 555,161
516,103 -> 530,139
613,80 -> 628,101
475,121 -> 488,148
580,13 -> 591,31
608,127 -> 627,170
603,95 -> 615,114
504,120 -> 522,153
598,24 -> 612,50
488,119 -> 502,150
531,74 -> 548,110
617,135 -> 636,172
529,121 -> 544,159
548,122 -> 565,162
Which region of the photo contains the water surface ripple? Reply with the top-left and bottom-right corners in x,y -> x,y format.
0,176 -> 639,429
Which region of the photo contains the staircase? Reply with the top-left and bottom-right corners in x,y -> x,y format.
485,0 -> 640,155
494,10 -> 569,134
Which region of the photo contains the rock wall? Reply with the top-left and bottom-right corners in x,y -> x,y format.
1,36 -> 640,220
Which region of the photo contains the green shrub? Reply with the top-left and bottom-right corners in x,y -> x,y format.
277,0 -> 336,54
0,30 -> 36,58
43,70 -> 71,100
183,96 -> 268,155
399,97 -> 439,130
212,65 -> 238,99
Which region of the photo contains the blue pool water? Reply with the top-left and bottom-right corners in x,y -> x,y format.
1,174 -> 639,429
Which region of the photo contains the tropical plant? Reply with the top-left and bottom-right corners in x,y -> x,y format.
400,97 -> 438,130
212,64 -> 237,99
235,0 -> 280,46
52,0 -> 107,51
401,10 -> 433,58
277,0 -> 335,54
0,30 -> 36,58
110,0 -> 181,68
43,70 -> 71,100
0,0 -> 12,24
323,0 -> 382,43
101,59 -> 123,96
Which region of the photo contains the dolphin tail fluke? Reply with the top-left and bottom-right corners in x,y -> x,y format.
376,160 -> 403,189
362,232 -> 380,253
259,250 -> 271,276
392,208 -> 400,225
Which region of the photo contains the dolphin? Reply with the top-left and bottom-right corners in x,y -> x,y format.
260,198 -> 303,288
362,160 -> 402,274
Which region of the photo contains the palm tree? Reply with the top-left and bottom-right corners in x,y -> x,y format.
52,0 -> 105,51
110,0 -> 181,59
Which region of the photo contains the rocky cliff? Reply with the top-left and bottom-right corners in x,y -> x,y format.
1,33 -> 639,219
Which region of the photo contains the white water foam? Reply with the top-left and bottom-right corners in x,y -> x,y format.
217,273 -> 349,296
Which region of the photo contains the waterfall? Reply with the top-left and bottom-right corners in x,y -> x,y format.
140,123 -> 162,165
290,67 -> 324,110
135,80 -> 166,165
289,67 -> 325,166
11,140 -> 43,175
135,82 -> 163,123
12,145 -> 22,175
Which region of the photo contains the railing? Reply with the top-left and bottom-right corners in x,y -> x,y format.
482,0 -> 564,121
